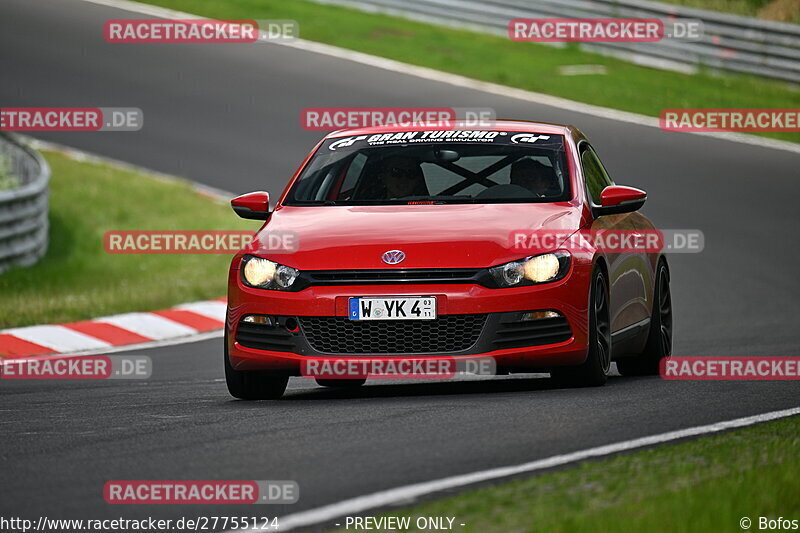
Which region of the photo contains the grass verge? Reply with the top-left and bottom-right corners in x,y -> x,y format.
657,0 -> 799,24
0,150 -> 252,329
139,0 -> 799,143
339,415 -> 800,533
0,154 -> 19,191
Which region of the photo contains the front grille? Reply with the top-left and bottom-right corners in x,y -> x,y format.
492,316 -> 572,348
306,269 -> 481,285
235,321 -> 296,352
299,314 -> 487,354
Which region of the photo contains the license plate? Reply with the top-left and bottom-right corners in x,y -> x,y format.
348,296 -> 437,320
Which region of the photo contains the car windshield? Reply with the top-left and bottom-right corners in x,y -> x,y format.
284,130 -> 570,205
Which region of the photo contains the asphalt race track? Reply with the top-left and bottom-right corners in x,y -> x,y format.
1,0 -> 799,529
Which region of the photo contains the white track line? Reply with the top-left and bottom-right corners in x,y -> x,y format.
80,0 -> 800,155
229,407 -> 800,532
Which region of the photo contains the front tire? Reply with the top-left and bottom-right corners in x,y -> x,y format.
551,267 -> 611,387
224,333 -> 289,400
617,260 -> 672,376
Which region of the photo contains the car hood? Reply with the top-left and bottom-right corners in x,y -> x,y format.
245,203 -> 583,270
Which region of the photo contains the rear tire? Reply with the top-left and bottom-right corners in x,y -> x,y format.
315,378 -> 367,388
616,260 -> 672,376
224,333 -> 288,400
551,267 -> 611,387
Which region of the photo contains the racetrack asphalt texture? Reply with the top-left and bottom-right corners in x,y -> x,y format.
1,0 -> 799,529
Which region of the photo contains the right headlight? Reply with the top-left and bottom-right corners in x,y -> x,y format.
488,251 -> 570,288
241,255 -> 299,290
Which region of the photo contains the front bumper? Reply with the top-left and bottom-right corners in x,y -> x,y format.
226,264 -> 592,373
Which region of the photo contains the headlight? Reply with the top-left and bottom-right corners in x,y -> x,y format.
241,255 -> 299,290
488,252 -> 570,288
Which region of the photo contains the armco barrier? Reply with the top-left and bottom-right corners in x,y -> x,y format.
0,133 -> 50,274
312,0 -> 800,83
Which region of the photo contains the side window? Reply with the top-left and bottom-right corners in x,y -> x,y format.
580,145 -> 613,205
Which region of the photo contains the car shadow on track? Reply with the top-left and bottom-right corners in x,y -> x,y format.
268,374 -> 649,402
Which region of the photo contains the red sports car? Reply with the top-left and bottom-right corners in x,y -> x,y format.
225,120 -> 672,399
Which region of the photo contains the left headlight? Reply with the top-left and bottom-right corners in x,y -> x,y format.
488,251 -> 570,288
241,255 -> 299,290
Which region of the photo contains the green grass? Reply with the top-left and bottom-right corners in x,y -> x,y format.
139,0 -> 799,143
0,151 -> 253,329
0,155 -> 19,190
657,0 -> 768,16
658,0 -> 800,23
340,415 -> 800,533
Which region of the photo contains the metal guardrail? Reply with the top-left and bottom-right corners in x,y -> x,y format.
313,0 -> 800,83
0,134 -> 50,274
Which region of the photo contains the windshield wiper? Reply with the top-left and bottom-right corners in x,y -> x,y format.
289,200 -> 340,206
411,197 -> 477,204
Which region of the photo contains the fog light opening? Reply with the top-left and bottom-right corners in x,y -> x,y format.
521,310 -> 562,321
284,317 -> 299,332
242,314 -> 274,326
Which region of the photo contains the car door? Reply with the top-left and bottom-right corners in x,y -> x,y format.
579,142 -> 651,333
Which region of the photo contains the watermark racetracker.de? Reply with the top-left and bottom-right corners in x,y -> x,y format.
508,18 -> 703,42
103,480 -> 298,504
0,515 -> 280,532
103,230 -> 297,254
103,19 -> 298,42
511,229 -> 704,254
300,107 -> 497,130
660,109 -> 800,132
0,355 -> 151,379
301,357 -> 497,379
661,357 -> 800,380
0,107 -> 143,132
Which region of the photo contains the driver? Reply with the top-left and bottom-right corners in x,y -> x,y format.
375,156 -> 428,199
510,158 -> 558,198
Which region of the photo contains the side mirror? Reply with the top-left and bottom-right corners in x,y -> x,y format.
231,191 -> 271,220
593,185 -> 646,217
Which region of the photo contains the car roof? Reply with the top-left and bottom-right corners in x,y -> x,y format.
325,119 -> 576,139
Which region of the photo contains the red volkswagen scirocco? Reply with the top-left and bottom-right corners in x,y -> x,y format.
225,120 -> 672,399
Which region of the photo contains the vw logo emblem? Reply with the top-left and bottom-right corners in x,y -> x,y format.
382,250 -> 405,265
